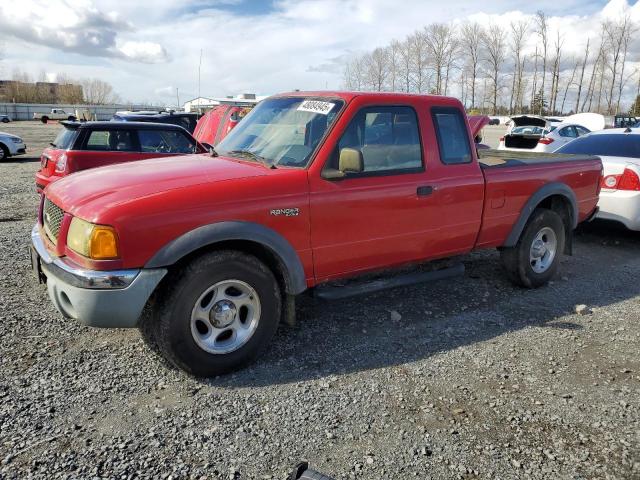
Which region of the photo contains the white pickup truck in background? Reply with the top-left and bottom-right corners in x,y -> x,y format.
33,108 -> 92,123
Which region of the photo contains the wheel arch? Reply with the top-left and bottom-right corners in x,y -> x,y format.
503,182 -> 578,252
145,221 -> 307,295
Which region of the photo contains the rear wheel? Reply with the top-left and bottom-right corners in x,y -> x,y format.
500,208 -> 565,288
141,250 -> 281,377
41,116 -> 49,124
67,116 -> 76,121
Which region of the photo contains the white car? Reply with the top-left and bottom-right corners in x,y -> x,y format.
499,116 -> 591,152
0,131 -> 26,161
555,128 -> 640,230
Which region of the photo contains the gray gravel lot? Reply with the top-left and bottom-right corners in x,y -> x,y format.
0,121 -> 638,479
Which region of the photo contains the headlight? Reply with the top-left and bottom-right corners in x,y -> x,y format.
10,137 -> 22,143
55,154 -> 67,173
67,217 -> 120,259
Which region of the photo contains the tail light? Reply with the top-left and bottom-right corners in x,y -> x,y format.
618,168 -> 640,190
538,137 -> 554,145
54,153 -> 67,173
499,136 -> 504,142
600,168 -> 640,191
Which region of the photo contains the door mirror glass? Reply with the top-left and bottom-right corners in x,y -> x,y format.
339,147 -> 363,174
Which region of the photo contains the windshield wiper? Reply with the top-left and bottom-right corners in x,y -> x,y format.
227,150 -> 276,169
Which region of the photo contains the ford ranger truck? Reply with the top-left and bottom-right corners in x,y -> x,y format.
30,92 -> 602,377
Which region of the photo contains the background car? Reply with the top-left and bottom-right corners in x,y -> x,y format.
35,121 -> 206,192
112,110 -> 200,133
555,128 -> 640,230
0,131 -> 26,161
498,123 -> 590,152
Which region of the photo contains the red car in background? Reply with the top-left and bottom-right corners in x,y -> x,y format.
36,121 -> 206,192
193,104 -> 254,146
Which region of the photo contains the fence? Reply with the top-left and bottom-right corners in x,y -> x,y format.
0,103 -> 165,121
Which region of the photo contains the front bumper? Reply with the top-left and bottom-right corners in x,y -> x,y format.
31,225 -> 167,328
9,142 -> 26,156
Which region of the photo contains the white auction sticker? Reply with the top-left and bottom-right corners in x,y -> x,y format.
297,100 -> 335,115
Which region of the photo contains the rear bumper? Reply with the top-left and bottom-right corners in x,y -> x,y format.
597,190 -> 640,230
31,224 -> 167,328
35,172 -> 63,193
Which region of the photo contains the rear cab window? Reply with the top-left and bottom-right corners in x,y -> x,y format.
431,107 -> 472,165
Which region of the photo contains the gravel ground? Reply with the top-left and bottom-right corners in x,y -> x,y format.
0,121 -> 639,479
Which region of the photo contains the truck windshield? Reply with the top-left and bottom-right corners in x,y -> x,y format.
216,97 -> 344,168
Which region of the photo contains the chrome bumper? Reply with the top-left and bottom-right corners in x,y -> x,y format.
31,224 -> 167,328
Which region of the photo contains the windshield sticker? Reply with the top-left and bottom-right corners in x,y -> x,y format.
297,100 -> 335,115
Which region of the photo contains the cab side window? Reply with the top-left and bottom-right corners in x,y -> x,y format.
334,106 -> 423,174
431,107 -> 472,165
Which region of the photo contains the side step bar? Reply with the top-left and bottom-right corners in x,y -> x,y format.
314,263 -> 465,301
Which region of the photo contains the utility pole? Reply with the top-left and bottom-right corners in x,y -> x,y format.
198,49 -> 203,108
176,87 -> 180,109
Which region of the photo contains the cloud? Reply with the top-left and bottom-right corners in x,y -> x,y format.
0,0 -> 167,63
2,0 -> 640,108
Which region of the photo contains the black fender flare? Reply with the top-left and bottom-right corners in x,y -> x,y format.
145,221 -> 307,294
503,182 -> 578,247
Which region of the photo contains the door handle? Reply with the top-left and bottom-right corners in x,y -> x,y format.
417,186 -> 435,196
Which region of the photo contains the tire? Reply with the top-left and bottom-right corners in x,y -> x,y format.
141,250 -> 282,377
41,116 -> 49,124
67,116 -> 76,121
1,118 -> 9,123
500,208 -> 565,288
0,144 -> 8,161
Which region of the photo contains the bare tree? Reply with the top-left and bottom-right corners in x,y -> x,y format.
408,31 -> 430,93
603,15 -> 632,113
82,78 -> 120,104
575,38 -> 590,113
424,23 -> 458,95
508,20 -> 528,114
363,48 -> 390,91
482,24 -> 507,114
560,58 -> 579,113
534,11 -> 549,114
396,38 -> 413,93
549,31 -> 564,114
460,22 -> 484,108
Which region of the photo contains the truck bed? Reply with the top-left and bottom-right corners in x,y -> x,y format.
475,149 -> 602,249
478,149 -> 600,168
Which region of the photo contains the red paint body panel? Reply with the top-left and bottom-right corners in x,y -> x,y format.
41,91 -> 602,290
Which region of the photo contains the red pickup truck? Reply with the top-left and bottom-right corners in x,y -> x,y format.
31,91 -> 602,377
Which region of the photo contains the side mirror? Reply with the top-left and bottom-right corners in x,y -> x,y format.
339,147 -> 364,173
321,147 -> 364,180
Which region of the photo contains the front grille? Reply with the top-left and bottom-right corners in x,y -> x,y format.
43,198 -> 64,242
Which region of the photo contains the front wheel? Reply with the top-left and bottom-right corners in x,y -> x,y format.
500,208 -> 565,288
141,250 -> 282,377
41,116 -> 49,124
0,144 -> 8,161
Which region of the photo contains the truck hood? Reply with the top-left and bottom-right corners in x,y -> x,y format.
46,154 -> 268,211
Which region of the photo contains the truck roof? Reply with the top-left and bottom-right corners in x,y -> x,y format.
273,90 -> 464,106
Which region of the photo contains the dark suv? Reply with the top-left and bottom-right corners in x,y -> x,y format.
35,121 -> 206,192
112,111 -> 199,133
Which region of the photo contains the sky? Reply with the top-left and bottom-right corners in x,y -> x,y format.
0,0 -> 637,106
